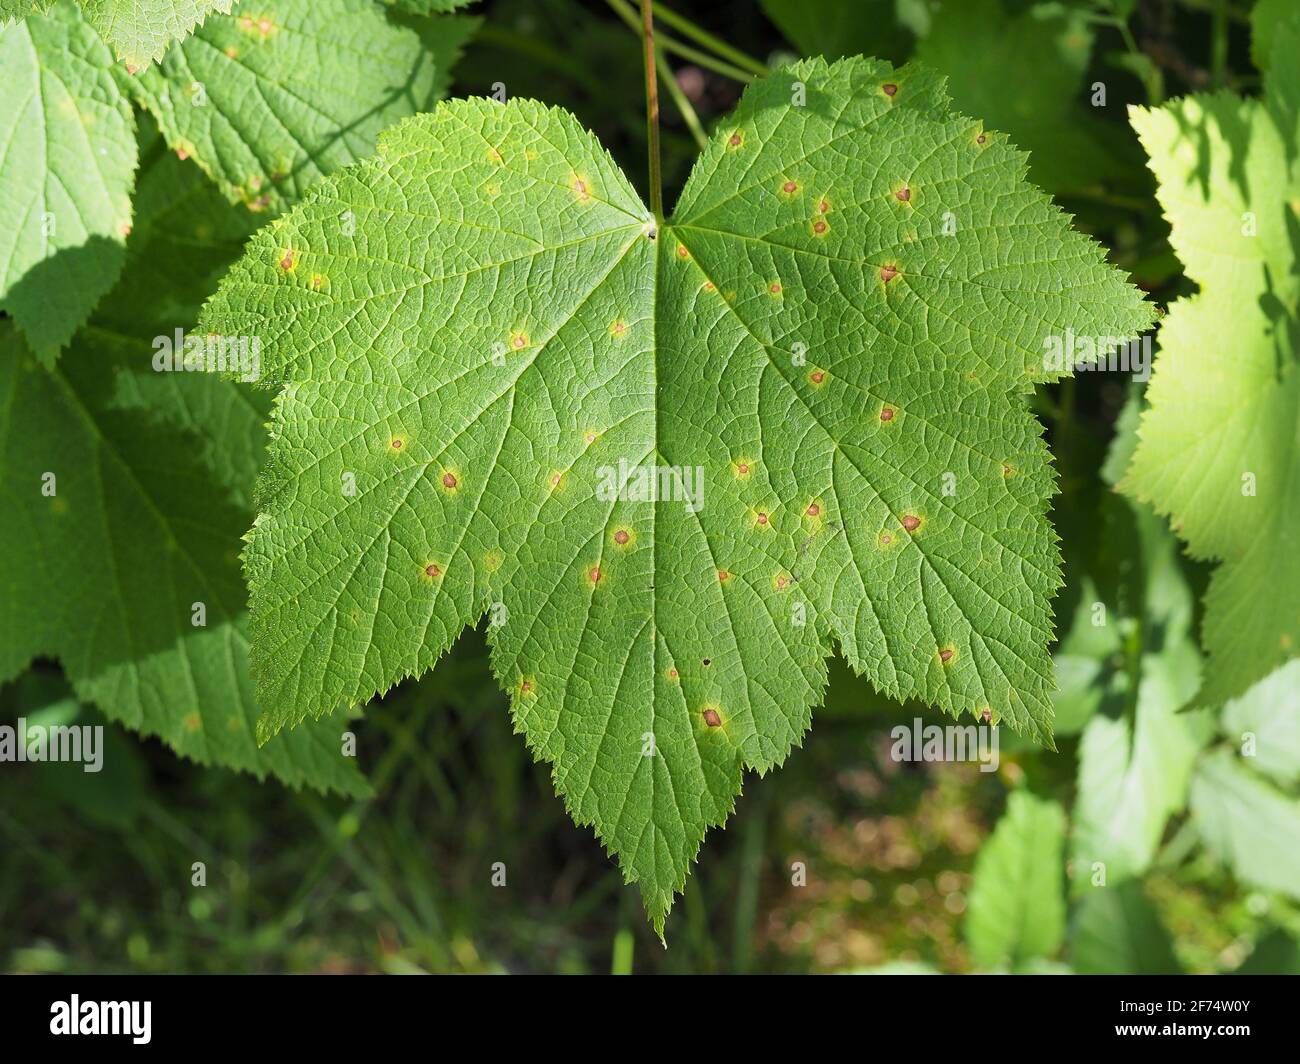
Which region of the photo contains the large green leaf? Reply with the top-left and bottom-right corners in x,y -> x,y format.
125,0 -> 459,213
1122,32 -> 1300,706
965,790 -> 1067,969
0,136 -> 368,797
202,59 -> 1152,929
0,0 -> 137,363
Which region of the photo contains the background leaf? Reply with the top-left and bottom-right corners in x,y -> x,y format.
1190,747 -> 1300,902
965,790 -> 1066,969
1220,659 -> 1300,789
81,0 -> 233,68
125,0 -> 458,212
0,132 -> 369,796
1070,880 -> 1180,974
0,0 -> 137,362
760,0 -> 915,62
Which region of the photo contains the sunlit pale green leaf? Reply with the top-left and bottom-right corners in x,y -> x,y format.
1190,749 -> 1300,901
1220,660 -> 1300,788
1122,37 -> 1300,706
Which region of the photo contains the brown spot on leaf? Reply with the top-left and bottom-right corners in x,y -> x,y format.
896,186 -> 911,202
614,529 -> 630,545
880,265 -> 898,283
882,83 -> 898,97
880,406 -> 895,422
702,707 -> 722,728
442,472 -> 458,489
901,514 -> 921,532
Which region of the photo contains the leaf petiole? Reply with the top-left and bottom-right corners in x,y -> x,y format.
641,0 -> 664,220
